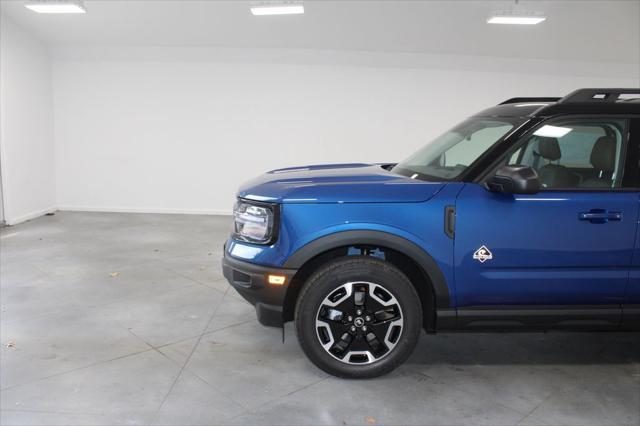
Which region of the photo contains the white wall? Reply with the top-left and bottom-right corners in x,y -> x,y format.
52,48 -> 639,215
0,15 -> 56,225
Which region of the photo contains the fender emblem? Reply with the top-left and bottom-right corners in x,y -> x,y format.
473,245 -> 493,263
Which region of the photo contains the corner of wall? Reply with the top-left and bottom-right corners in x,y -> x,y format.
0,13 -> 58,226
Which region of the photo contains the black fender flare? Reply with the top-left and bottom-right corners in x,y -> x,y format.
283,230 -> 451,309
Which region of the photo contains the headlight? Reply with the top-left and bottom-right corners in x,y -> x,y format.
233,200 -> 276,244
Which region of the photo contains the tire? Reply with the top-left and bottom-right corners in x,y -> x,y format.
295,256 -> 422,378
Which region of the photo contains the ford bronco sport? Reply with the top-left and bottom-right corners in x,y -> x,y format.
223,88 -> 640,378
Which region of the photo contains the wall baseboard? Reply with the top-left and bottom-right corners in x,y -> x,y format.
4,206 -> 233,226
57,205 -> 233,216
5,206 -> 58,226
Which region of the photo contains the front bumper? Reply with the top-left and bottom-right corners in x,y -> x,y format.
222,249 -> 297,327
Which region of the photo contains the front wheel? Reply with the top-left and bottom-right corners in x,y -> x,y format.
295,257 -> 422,378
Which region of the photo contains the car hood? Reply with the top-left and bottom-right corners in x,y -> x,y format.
237,163 -> 444,204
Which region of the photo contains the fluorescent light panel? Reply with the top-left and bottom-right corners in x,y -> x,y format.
488,10 -> 546,25
251,3 -> 304,15
488,15 -> 545,24
533,125 -> 572,138
25,0 -> 86,13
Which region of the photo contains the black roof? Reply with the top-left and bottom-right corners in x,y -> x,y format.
474,88 -> 640,118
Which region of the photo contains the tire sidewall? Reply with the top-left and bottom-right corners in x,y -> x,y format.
295,257 -> 422,378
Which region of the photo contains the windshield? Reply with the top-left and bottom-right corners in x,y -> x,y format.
392,117 -> 524,181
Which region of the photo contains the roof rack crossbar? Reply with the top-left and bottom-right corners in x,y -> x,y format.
559,88 -> 640,103
499,97 -> 561,105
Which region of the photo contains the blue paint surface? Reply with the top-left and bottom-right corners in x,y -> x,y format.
226,163 -> 640,309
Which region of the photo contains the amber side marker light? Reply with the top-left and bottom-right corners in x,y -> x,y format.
267,274 -> 286,285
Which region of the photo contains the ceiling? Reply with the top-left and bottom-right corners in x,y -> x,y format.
1,0 -> 639,63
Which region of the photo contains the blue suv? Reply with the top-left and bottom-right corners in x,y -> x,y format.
223,88 -> 640,378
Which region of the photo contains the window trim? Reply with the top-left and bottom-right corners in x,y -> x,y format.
475,114 -> 639,192
625,118 -> 640,190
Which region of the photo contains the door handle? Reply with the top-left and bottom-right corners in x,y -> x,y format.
578,209 -> 622,224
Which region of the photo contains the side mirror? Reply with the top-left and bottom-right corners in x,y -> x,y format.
487,165 -> 540,195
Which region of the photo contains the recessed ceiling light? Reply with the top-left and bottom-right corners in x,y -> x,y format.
25,0 -> 86,14
488,10 -> 546,25
250,1 -> 304,16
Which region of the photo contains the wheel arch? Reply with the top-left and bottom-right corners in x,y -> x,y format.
282,230 -> 452,330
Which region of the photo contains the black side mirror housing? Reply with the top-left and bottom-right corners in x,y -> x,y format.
487,165 -> 540,195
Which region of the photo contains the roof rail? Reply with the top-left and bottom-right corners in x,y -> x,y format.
499,97 -> 560,105
559,88 -> 640,103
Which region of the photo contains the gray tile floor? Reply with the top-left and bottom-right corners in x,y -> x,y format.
1,211 -> 639,426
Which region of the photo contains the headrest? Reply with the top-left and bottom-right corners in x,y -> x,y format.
537,137 -> 561,161
590,136 -> 616,172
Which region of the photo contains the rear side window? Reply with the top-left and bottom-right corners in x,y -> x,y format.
506,118 -> 627,190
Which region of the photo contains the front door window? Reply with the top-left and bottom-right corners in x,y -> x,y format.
505,119 -> 627,190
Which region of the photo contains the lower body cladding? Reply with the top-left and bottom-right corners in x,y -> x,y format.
222,251 -> 296,327
223,250 -> 640,331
